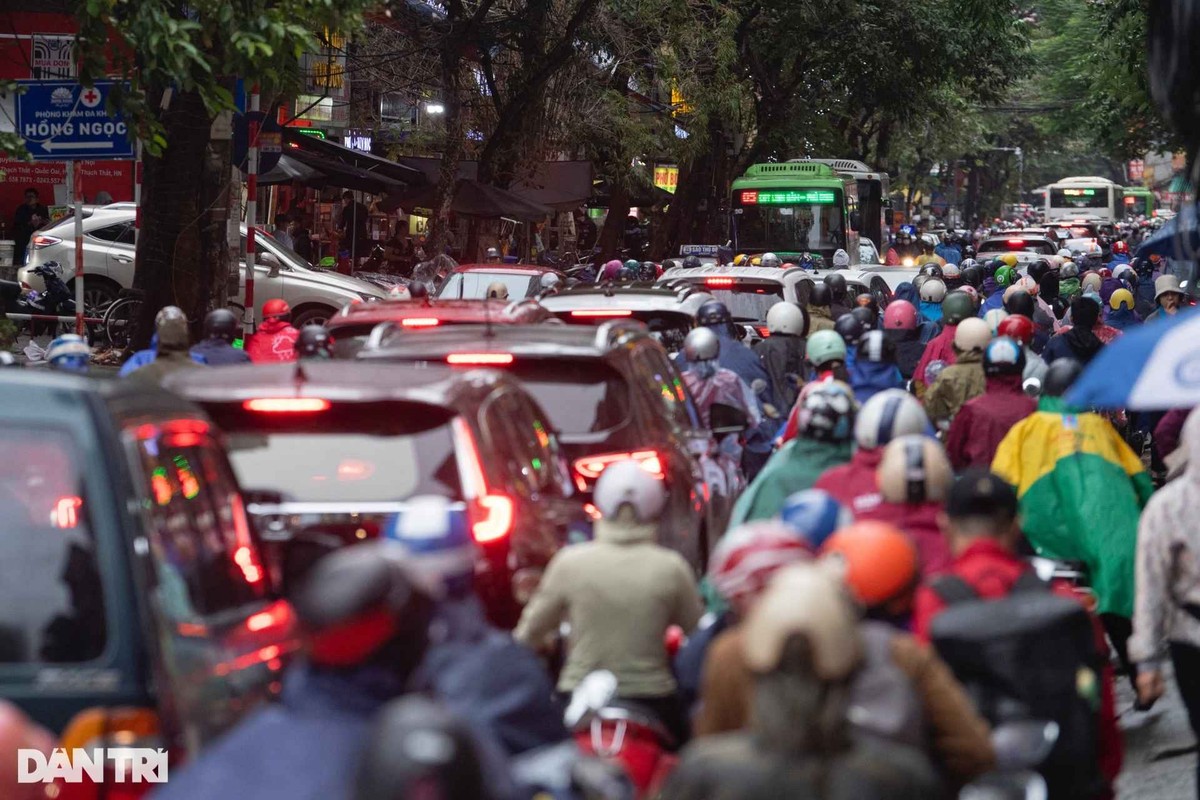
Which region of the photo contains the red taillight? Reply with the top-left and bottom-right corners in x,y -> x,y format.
573,450 -> 665,481
446,352 -> 515,366
31,235 -> 61,249
50,495 -> 83,528
243,398 -> 331,413
453,417 -> 514,543
706,277 -> 735,287
1007,239 -> 1025,246
401,317 -> 440,328
231,494 -> 265,584
571,309 -> 633,318
756,325 -> 770,337
472,494 -> 514,543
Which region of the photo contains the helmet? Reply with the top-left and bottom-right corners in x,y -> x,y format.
918,264 -> 945,281
793,380 -> 856,442
820,521 -> 919,610
47,333 -> 90,373
1027,260 -> 1051,284
824,273 -> 848,302
941,291 -> 975,325
637,261 -> 658,282
954,317 -> 991,354
855,292 -> 878,311
1057,248 -> 1072,258
997,313 -> 1035,345
408,282 -> 429,300
1003,288 -> 1034,318
832,249 -> 851,269
623,259 -> 640,272
296,325 -> 334,359
155,305 -> 191,349
912,274 -> 929,294
1098,266 -> 1113,280
919,278 -> 947,303
732,254 -> 749,267
707,521 -> 812,604
780,489 -> 853,550
1113,240 -> 1129,255
760,252 -> 782,269
858,330 -> 895,364
834,313 -> 868,345
601,260 -> 623,281
696,300 -> 732,327
809,282 -> 833,307
354,696 -> 488,800
388,284 -> 412,300
203,308 -> 239,343
485,247 -> 500,259
962,245 -> 976,258
877,435 -> 952,505
994,266 -> 1016,287
485,281 -> 510,300
1043,358 -> 1083,397
854,389 -> 928,449
1081,272 -> 1103,294
999,253 -> 1019,268
983,308 -> 1009,335
263,298 -> 291,320
683,326 -> 720,362
958,285 -> 979,304
741,562 -> 863,679
807,329 -> 847,368
1015,276 -> 1039,296
984,336 -> 1026,376
387,496 -> 476,599
594,459 -> 667,523
883,299 -> 918,331
681,255 -> 702,270
1132,256 -> 1153,276
942,263 -> 961,281
766,302 -> 806,336
1059,261 -> 1079,278
539,272 -> 562,292
1110,288 -> 1135,311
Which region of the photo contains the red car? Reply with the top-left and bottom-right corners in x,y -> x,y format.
436,264 -> 565,300
327,298 -> 554,357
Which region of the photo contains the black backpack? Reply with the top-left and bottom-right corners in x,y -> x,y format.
929,571 -> 1105,800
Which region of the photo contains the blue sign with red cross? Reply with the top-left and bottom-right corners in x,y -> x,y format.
15,80 -> 135,161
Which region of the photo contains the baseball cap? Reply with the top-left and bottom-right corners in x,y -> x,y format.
946,470 -> 1018,521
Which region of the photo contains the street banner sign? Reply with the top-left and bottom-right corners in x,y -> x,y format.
15,80 -> 134,161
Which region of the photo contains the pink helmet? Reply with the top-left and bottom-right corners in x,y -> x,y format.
601,259 -> 623,281
883,299 -> 918,331
958,285 -> 979,303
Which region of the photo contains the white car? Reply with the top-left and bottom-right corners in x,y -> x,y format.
20,205 -> 385,326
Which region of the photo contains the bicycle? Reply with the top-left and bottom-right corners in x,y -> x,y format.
102,289 -> 144,350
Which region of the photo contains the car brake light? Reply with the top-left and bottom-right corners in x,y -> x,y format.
756,326 -> 770,337
243,398 -> 331,413
472,495 -> 515,543
573,449 -> 665,481
31,235 -> 61,249
452,417 -> 514,544
401,317 -> 440,327
1007,239 -> 1025,246
51,495 -> 83,529
706,278 -> 735,287
571,309 -> 633,317
446,352 -> 515,365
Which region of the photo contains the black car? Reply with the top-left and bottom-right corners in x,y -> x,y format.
356,322 -> 735,571
165,361 -> 587,627
0,372 -> 296,757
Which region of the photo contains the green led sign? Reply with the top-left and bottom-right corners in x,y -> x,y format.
295,127 -> 327,139
1062,188 -> 1095,196
740,190 -> 837,205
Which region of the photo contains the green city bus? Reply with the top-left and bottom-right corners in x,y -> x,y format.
1121,186 -> 1155,219
730,162 -> 859,264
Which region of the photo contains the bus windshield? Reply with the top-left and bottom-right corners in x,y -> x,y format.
1124,195 -> 1151,217
1049,187 -> 1107,210
733,188 -> 845,253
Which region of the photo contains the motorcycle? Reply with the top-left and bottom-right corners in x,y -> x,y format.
1,261 -> 80,340
959,720 -> 1058,800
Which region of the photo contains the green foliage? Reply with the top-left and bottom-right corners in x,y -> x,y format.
0,81 -> 27,158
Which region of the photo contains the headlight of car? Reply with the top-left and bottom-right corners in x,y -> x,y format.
358,292 -> 381,302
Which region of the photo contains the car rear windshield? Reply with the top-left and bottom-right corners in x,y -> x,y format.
0,428 -> 106,664
702,282 -> 783,321
439,272 -> 536,300
504,359 -> 631,436
209,402 -> 461,502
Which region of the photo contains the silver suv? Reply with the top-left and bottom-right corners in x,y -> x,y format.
20,205 -> 385,326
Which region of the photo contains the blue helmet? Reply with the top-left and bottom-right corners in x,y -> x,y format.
47,334 -> 90,373
779,489 -> 852,550
899,224 -> 919,238
387,496 -> 477,599
696,300 -> 732,327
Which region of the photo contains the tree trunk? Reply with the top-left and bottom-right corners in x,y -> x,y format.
133,88 -> 217,348
428,52 -> 464,259
597,181 -> 630,259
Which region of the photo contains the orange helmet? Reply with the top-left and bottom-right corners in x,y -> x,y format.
263,298 -> 291,320
820,521 -> 919,612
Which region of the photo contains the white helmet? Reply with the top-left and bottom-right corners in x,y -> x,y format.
919,278 -> 947,303
766,302 -> 805,336
539,272 -> 562,292
954,317 -> 991,353
683,326 -> 720,361
594,460 -> 667,523
1057,248 -> 1072,258
854,389 -> 929,449
983,308 -> 1009,335
760,252 -> 782,269
942,263 -> 961,279
832,249 -> 851,268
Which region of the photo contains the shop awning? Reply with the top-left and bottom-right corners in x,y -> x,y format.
282,128 -> 426,189
394,157 -> 591,210
258,154 -> 324,186
381,178 -> 553,220
285,148 -> 410,195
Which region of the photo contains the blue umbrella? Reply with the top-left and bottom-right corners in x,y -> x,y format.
1137,203 -> 1200,259
1065,307 -> 1200,409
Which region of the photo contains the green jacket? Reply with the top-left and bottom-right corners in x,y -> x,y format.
729,437 -> 854,527
992,396 -> 1154,617
923,349 -> 986,427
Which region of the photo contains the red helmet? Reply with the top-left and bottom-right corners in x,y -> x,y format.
1112,240 -> 1129,255
707,521 -> 811,604
882,299 -> 918,331
1099,267 -> 1113,280
263,298 -> 291,320
997,313 -> 1035,345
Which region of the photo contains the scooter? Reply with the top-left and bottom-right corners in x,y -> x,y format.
959,720 -> 1059,799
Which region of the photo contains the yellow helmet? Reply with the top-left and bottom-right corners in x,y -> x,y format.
999,254 -> 1019,268
750,255 -> 762,266
733,253 -> 748,266
1110,288 -> 1135,311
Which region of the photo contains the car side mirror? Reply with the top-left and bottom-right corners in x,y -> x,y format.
260,252 -> 283,277
709,402 -> 750,435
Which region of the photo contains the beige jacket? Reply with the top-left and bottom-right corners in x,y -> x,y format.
514,518 -> 703,696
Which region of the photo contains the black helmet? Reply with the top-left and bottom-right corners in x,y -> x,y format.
858,329 -> 896,364
1132,256 -> 1153,276
962,245 -> 977,258
824,273 -> 848,301
850,305 -> 876,329
983,336 -> 1026,377
408,282 -> 429,300
960,264 -> 983,288
696,300 -> 732,327
942,291 -> 976,325
918,263 -> 944,281
1027,260 -> 1052,284
682,255 -> 703,270
638,261 -> 658,282
353,696 -> 487,800
810,282 -> 833,307
297,325 -> 334,359
834,313 -> 868,345
203,308 -> 240,343
1043,358 -> 1084,397
1004,289 -> 1035,318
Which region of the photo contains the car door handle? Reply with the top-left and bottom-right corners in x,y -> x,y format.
115,256 -> 133,263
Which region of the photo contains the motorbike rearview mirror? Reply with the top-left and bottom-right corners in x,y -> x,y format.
992,720 -> 1060,772
563,670 -> 618,729
709,402 -> 750,435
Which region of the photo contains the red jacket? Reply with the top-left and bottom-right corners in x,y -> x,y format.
914,323 -> 958,392
245,319 -> 300,363
912,540 -> 1122,790
813,447 -> 885,516
863,500 -> 952,577
944,375 -> 1037,471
